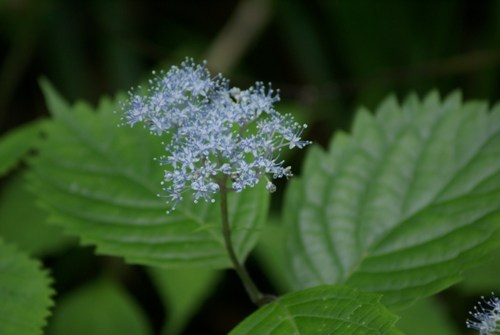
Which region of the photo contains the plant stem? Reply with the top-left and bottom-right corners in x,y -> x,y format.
219,181 -> 266,306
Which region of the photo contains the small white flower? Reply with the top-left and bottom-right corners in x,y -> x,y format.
120,58 -> 311,211
265,181 -> 277,193
467,292 -> 500,334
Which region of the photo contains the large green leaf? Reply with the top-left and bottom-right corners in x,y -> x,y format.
0,239 -> 53,335
28,81 -> 269,268
0,120 -> 43,176
229,285 -> 402,335
285,91 -> 500,308
148,266 -> 221,335
47,279 -> 151,335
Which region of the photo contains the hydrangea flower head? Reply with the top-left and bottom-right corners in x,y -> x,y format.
120,58 -> 310,211
467,292 -> 500,335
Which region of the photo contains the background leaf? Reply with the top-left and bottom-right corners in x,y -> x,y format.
28,81 -> 269,268
395,297 -> 459,335
254,216 -> 294,293
0,239 -> 53,335
459,246 -> 500,293
229,285 -> 402,335
148,266 -> 221,335
0,172 -> 73,256
285,91 -> 500,308
47,279 -> 151,335
0,120 -> 43,176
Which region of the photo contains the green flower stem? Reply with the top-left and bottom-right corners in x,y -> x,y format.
219,181 -> 268,306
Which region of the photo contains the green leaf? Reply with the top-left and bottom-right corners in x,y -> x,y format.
395,297 -> 458,335
229,285 -> 403,335
0,120 -> 43,176
0,239 -> 53,335
0,172 -> 73,256
28,80 -> 269,268
285,91 -> 500,308
148,266 -> 221,335
47,279 -> 151,335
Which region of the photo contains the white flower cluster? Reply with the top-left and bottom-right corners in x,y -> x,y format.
121,58 -> 310,210
467,293 -> 500,335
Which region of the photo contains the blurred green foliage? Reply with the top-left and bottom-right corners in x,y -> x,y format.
2,0 -> 500,140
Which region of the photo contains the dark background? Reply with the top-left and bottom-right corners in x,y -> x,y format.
1,0 -> 499,334
3,0 -> 500,141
